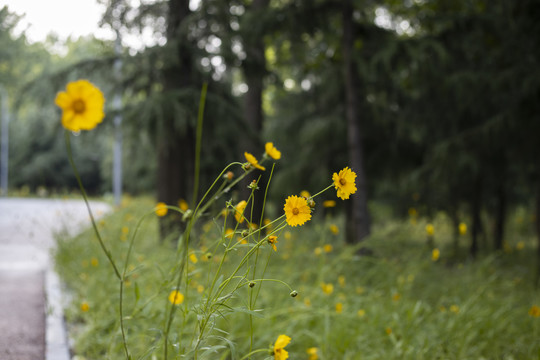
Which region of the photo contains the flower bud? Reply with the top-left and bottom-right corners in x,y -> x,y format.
290,290 -> 298,297
308,199 -> 316,208
249,281 -> 256,288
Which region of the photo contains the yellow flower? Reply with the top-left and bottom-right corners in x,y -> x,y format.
121,226 -> 129,235
55,79 -> 105,132
323,244 -> 333,253
273,334 -> 291,360
385,327 -> 392,335
268,235 -> 279,251
338,275 -> 346,287
329,224 -> 339,235
225,228 -> 234,238
459,222 -> 467,235
425,224 -> 434,236
197,284 -> 205,293
284,195 -> 312,227
392,293 -> 401,302
408,207 -> 418,217
314,247 -> 322,256
528,305 -> 540,317
265,142 -> 281,160
323,200 -> 336,208
244,152 -> 265,171
178,198 -> 189,211
234,200 -> 247,223
168,290 -> 184,305
450,304 -> 460,313
357,309 -> 366,317
80,302 -> 90,312
432,248 -> 440,261
189,253 -> 198,264
307,347 -> 319,360
321,282 -> 334,295
516,241 -> 525,250
332,167 -> 357,200
155,202 -> 168,217
90,257 -> 99,267
335,302 -> 343,313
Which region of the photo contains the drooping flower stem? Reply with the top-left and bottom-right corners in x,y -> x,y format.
64,131 -> 121,280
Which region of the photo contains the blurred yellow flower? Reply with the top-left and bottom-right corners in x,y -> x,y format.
273,334 -> 291,360
338,275 -> 346,287
225,228 -> 234,238
321,282 -> 334,295
528,305 -> 540,317
408,207 -> 418,217
459,222 -> 467,235
90,257 -> 99,267
332,167 -> 357,200
314,247 -> 322,256
307,347 -> 319,360
425,224 -> 434,236
357,309 -> 366,317
516,241 -> 525,250
450,304 -> 460,313
168,290 -> 184,305
304,298 -> 312,307
80,302 -> 90,312
323,200 -> 336,208
244,152 -> 265,171
323,244 -> 333,253
385,327 -> 392,335
392,293 -> 401,302
268,235 -> 279,251
197,284 -> 204,294
155,202 -> 168,217
178,198 -> 189,211
335,302 -> 343,313
432,248 -> 440,262
300,190 -> 311,199
329,224 -> 339,235
265,142 -> 281,160
55,79 -> 105,132
234,200 -> 247,223
121,226 -> 129,235
356,286 -> 365,295
189,253 -> 198,264
284,195 -> 312,227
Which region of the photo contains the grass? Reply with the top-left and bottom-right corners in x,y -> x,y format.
54,197 -> 540,359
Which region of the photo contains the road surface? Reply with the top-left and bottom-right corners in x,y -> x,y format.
0,197 -> 110,360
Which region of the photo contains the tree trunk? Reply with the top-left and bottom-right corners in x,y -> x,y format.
157,0 -> 193,239
240,0 -> 269,224
535,172 -> 540,287
342,0 -> 370,243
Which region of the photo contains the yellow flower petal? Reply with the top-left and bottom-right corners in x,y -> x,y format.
283,195 -> 311,227
332,167 -> 357,200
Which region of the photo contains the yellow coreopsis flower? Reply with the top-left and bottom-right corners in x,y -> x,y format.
234,200 -> 247,223
307,347 -> 319,360
284,195 -> 312,227
55,79 -> 105,132
178,198 -> 189,211
268,235 -> 279,251
244,152 -> 265,171
529,305 -> 540,318
459,222 -> 467,236
426,224 -> 434,236
330,224 -> 339,235
80,302 -> 90,312
273,334 -> 291,360
155,202 -> 168,217
265,142 -> 282,160
432,248 -> 440,261
323,200 -> 336,208
335,302 -> 343,313
332,167 -> 357,200
168,290 -> 184,305
321,282 -> 334,295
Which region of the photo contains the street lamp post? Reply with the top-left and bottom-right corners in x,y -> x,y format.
0,85 -> 9,197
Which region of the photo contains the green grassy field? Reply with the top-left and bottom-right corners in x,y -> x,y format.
54,197 -> 540,360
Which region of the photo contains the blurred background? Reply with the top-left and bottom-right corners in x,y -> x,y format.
1,0 -> 539,253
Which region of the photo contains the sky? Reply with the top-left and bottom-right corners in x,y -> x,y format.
3,0 -> 111,43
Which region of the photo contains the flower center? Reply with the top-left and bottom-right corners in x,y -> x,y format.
72,99 -> 86,114
292,208 -> 299,215
339,178 -> 347,186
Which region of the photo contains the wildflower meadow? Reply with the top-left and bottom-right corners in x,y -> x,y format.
51,79 -> 540,360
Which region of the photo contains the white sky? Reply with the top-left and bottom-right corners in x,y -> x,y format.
3,0 -> 112,43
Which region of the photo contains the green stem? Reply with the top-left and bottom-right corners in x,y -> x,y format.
64,131 -> 121,280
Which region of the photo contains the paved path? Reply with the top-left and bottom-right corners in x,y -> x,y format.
0,198 -> 110,360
